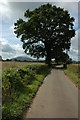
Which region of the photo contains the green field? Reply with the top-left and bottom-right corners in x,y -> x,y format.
64,64 -> 80,87
2,61 -> 51,120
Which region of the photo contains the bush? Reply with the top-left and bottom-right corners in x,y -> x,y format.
2,64 -> 51,120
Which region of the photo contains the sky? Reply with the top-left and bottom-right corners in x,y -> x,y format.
0,0 -> 80,61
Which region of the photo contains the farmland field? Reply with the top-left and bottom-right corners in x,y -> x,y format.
2,61 -> 51,120
2,61 -> 44,71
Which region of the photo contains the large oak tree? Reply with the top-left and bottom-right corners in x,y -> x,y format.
14,3 -> 75,66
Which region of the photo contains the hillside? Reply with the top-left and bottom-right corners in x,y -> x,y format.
10,56 -> 34,61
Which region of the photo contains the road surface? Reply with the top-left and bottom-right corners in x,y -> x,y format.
23,69 -> 78,118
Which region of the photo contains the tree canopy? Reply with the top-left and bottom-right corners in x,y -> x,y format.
14,3 -> 75,66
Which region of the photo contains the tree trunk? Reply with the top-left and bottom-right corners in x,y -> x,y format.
45,41 -> 52,66
63,62 -> 67,69
45,49 -> 52,66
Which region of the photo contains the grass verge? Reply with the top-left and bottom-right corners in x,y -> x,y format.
64,64 -> 80,87
2,64 -> 51,120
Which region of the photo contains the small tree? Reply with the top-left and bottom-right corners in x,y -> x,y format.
67,58 -> 73,64
55,52 -> 68,63
14,3 -> 75,66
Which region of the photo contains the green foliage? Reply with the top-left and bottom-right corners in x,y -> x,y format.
14,3 -> 75,65
54,52 -> 69,64
2,64 -> 51,120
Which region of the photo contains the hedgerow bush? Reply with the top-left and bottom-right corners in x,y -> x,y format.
2,64 -> 51,120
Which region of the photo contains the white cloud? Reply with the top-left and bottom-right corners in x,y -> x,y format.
12,43 -> 25,54
2,44 -> 15,53
69,29 -> 79,61
0,38 -> 8,45
6,0 -> 80,2
0,37 -> 26,59
71,30 -> 78,50
9,24 -> 14,31
0,38 -> 8,56
0,0 -> 8,4
0,0 -> 12,21
9,24 -> 16,36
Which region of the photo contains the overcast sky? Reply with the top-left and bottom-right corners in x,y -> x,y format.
0,0 -> 80,61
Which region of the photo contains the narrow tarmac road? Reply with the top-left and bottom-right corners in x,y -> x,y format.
24,69 -> 78,118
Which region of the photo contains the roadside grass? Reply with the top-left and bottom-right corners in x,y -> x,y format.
2,63 -> 51,120
64,64 -> 80,87
0,61 -> 2,79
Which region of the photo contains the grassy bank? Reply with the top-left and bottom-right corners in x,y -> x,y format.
2,63 -> 51,120
64,64 -> 80,87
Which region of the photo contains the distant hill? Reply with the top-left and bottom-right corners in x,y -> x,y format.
10,56 -> 34,61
